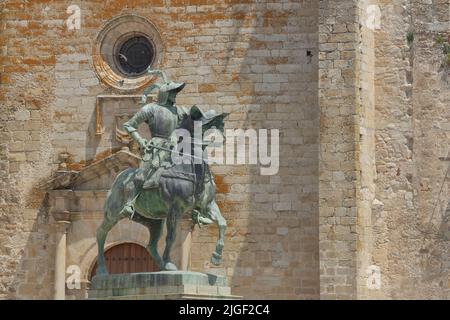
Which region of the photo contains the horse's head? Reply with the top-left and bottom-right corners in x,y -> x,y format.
179,105 -> 229,143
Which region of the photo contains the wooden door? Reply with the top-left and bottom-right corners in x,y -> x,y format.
90,242 -> 158,280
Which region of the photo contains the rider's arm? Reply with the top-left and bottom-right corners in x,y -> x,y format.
123,106 -> 153,149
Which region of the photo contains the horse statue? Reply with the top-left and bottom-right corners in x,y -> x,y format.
95,75 -> 229,275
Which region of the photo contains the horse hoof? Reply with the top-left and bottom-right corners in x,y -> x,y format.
163,262 -> 178,271
211,254 -> 222,266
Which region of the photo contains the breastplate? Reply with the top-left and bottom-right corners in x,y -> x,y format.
148,106 -> 179,139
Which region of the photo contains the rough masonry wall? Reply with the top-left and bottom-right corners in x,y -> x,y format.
372,0 -> 449,299
0,0 -> 320,299
408,0 -> 450,299
0,0 -> 58,298
356,0 -> 377,300
318,0 -> 449,300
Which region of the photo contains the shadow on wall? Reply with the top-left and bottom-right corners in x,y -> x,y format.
9,192 -> 55,299
194,2 -> 320,299
417,180 -> 450,292
8,2 -> 320,300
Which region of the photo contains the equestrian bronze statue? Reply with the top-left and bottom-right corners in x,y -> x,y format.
95,69 -> 229,274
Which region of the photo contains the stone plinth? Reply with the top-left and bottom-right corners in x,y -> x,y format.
88,271 -> 241,300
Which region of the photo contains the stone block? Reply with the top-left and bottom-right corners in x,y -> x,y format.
89,272 -> 240,300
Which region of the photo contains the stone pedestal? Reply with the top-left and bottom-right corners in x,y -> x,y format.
88,271 -> 241,300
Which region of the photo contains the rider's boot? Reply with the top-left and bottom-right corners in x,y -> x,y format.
121,170 -> 144,217
122,192 -> 137,217
192,209 -> 213,226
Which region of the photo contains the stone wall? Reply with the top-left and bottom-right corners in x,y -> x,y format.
318,0 -> 449,299
371,0 -> 450,299
318,0 -> 360,299
1,0 -> 448,300
356,0 -> 377,300
0,0 -> 319,299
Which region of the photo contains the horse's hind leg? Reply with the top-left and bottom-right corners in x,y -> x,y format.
162,205 -> 181,271
143,218 -> 164,270
96,213 -> 120,276
207,200 -> 227,265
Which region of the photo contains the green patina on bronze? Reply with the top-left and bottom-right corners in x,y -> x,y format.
95,68 -> 229,274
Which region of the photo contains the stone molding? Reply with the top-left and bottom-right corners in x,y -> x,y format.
92,14 -> 165,91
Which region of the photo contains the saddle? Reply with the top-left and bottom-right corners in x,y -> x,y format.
141,168 -> 196,190
161,170 -> 196,183
143,166 -> 210,201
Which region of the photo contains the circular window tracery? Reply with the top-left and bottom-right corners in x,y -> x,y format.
116,35 -> 155,77
92,15 -> 164,91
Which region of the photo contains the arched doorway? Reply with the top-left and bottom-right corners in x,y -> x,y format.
89,242 -> 158,280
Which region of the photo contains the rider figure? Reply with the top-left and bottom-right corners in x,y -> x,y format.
121,70 -> 188,217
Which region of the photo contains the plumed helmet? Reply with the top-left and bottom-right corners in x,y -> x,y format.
141,69 -> 186,105
157,81 -> 186,105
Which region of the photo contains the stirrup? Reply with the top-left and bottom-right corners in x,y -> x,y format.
122,204 -> 135,219
122,192 -> 141,220
192,210 -> 213,228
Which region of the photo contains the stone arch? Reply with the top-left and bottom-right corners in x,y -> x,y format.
86,241 -> 155,280
68,219 -> 150,282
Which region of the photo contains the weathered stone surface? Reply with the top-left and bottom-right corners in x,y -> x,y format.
88,271 -> 239,300
91,271 -> 227,289
0,0 -> 449,301
0,0 -> 320,300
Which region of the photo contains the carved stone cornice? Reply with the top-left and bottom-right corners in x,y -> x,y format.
52,210 -> 71,223
42,149 -> 141,191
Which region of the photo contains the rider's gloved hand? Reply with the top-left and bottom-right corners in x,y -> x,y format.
169,134 -> 178,149
138,138 -> 148,150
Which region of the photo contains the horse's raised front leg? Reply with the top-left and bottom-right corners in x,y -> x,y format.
145,218 -> 164,270
207,200 -> 227,265
95,168 -> 135,276
96,213 -> 120,276
162,205 -> 180,271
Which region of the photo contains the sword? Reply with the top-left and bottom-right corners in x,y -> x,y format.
144,143 -> 207,163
